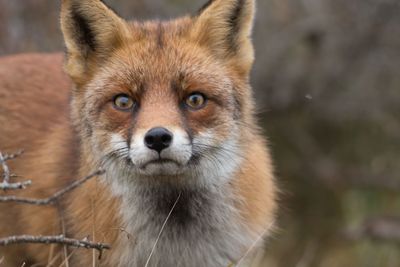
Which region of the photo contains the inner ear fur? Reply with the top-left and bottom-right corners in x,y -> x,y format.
60,0 -> 130,85
192,0 -> 256,76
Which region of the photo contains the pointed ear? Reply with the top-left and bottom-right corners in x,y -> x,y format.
60,0 -> 130,85
192,0 -> 256,76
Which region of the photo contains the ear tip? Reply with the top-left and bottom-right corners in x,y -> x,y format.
62,0 -> 100,6
198,0 -> 256,15
198,0 -> 215,15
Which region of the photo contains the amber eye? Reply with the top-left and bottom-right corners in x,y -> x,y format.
113,94 -> 135,111
185,93 -> 207,110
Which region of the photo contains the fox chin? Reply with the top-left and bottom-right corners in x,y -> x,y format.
0,0 -> 277,266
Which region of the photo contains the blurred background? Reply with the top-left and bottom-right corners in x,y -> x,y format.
0,0 -> 399,266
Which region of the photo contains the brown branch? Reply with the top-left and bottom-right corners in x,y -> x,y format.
0,235 -> 110,258
0,170 -> 105,205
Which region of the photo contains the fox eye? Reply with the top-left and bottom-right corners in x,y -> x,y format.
185,93 -> 207,110
113,94 -> 135,111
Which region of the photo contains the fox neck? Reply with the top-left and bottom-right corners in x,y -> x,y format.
77,135 -> 252,266
115,184 -> 250,266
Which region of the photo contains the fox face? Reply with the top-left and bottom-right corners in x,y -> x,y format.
78,37 -> 243,182
61,0 -> 256,186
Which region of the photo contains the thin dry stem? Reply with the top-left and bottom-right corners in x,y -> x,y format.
144,192 -> 181,267
0,152 -> 11,183
0,170 -> 105,205
0,150 -> 109,259
234,222 -> 274,267
0,235 -> 110,254
0,151 -> 31,190
2,150 -> 24,162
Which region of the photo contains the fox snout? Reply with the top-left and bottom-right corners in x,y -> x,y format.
144,127 -> 173,153
127,125 -> 192,176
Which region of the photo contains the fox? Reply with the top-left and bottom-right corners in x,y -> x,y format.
0,0 -> 277,266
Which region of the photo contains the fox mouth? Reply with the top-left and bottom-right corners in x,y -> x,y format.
136,157 -> 185,176
141,158 -> 181,169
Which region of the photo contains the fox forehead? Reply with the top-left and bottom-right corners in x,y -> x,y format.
101,19 -> 232,89
89,20 -> 237,109
128,18 -> 194,50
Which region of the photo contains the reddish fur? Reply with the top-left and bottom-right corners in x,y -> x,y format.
0,1 -> 277,266
0,54 -> 77,265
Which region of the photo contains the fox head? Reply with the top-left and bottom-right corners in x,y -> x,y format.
61,0 -> 257,186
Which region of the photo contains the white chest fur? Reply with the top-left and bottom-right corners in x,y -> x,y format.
111,184 -> 255,267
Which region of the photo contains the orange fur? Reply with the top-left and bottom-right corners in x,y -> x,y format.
0,1 -> 277,266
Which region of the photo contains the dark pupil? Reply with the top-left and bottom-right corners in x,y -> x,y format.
119,97 -> 129,107
190,95 -> 201,106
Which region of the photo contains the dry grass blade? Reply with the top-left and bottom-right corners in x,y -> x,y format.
144,192 -> 181,267
58,249 -> 76,267
46,253 -> 62,267
234,222 -> 274,267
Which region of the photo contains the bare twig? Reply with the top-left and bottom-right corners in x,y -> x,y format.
0,150 -> 109,258
0,235 -> 110,255
0,170 -> 105,205
2,150 -> 24,162
0,152 -> 11,183
0,180 -> 32,190
0,150 -> 31,190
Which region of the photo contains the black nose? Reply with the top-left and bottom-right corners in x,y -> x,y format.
144,127 -> 173,153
